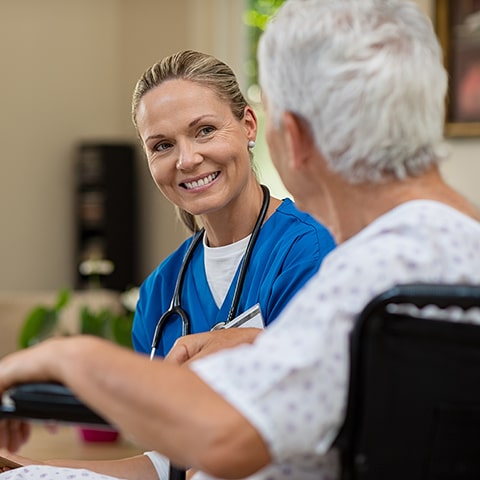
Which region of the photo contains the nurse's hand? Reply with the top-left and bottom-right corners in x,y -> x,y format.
165,328 -> 262,365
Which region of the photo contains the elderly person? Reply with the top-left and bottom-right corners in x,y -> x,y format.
0,0 -> 479,479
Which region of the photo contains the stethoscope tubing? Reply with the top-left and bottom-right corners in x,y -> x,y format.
149,185 -> 270,359
149,229 -> 203,359
225,184 -> 270,324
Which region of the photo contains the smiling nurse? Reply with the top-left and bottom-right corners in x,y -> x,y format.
130,50 -> 336,360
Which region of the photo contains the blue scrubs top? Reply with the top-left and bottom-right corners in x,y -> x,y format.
132,198 -> 335,357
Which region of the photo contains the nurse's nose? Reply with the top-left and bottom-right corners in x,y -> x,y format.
175,142 -> 202,171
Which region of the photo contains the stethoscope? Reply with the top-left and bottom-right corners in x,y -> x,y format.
149,184 -> 271,359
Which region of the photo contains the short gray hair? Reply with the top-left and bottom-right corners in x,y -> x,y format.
258,0 -> 448,183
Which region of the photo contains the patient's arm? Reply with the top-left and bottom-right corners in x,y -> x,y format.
165,328 -> 262,365
0,336 -> 272,478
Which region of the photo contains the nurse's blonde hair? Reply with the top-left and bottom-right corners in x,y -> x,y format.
132,50 -> 250,233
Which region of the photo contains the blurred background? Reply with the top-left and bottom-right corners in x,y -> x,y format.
0,0 -> 479,293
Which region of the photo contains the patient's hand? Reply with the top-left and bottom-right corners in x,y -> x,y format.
165,328 -> 262,365
0,419 -> 32,453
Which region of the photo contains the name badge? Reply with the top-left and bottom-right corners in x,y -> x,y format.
211,303 -> 265,331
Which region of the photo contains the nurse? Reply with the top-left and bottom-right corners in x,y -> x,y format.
0,50 -> 335,480
130,50 -> 336,358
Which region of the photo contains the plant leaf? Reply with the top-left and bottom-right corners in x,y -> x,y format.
54,288 -> 71,312
18,307 -> 58,349
111,313 -> 134,348
80,306 -> 109,337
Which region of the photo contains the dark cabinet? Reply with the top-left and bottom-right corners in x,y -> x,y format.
75,143 -> 137,291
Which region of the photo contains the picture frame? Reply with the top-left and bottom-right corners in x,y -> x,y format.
435,0 -> 480,137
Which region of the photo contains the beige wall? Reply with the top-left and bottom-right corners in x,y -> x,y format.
0,0 -> 125,291
0,0 -> 247,291
0,0 -> 478,292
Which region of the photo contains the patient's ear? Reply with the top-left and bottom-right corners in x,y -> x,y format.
282,111 -> 316,170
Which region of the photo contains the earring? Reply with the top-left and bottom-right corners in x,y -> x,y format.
248,140 -> 256,149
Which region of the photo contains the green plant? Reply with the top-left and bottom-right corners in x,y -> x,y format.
244,0 -> 285,87
18,289 -> 71,348
18,288 -> 136,350
79,305 -> 133,348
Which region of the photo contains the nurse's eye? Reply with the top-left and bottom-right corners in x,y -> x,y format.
198,126 -> 215,137
153,141 -> 173,152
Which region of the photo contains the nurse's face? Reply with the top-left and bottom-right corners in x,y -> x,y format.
136,79 -> 256,217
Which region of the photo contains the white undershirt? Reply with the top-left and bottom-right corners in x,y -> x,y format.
204,234 -> 251,308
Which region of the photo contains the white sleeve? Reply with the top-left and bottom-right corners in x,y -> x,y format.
189,217 -> 449,466
144,451 -> 170,480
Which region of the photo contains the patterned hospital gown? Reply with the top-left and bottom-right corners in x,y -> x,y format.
2,201 -> 480,480
0,466 -> 126,480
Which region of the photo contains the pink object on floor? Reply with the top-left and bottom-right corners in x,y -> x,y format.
78,427 -> 119,442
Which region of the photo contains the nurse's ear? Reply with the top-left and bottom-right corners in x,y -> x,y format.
243,106 -> 258,144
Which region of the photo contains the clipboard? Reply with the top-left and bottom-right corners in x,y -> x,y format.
0,382 -> 109,426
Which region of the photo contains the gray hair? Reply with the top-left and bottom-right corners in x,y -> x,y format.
258,0 -> 448,183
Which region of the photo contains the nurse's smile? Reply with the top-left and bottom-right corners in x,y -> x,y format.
181,171 -> 220,190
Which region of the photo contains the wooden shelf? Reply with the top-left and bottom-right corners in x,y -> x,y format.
75,143 -> 138,291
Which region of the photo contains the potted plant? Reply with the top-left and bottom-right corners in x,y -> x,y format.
18,288 -> 71,348
18,287 -> 138,442
19,288 -> 137,349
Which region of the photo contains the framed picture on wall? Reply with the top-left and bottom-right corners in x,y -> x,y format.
435,0 -> 480,137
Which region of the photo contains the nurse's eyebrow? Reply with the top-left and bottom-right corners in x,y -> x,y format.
189,114 -> 215,128
144,133 -> 166,143
144,114 -> 217,143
